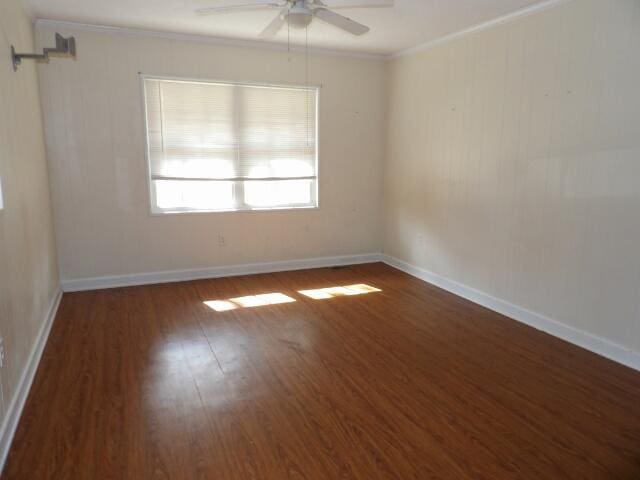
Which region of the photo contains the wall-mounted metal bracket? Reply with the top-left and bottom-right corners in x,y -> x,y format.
11,33 -> 76,71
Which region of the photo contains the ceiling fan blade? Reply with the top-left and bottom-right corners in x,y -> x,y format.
259,10 -> 287,37
317,0 -> 394,9
196,2 -> 282,15
313,8 -> 369,35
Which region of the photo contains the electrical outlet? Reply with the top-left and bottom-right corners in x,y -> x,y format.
217,234 -> 226,247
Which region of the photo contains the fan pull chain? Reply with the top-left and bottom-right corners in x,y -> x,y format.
287,14 -> 291,63
306,25 -> 310,148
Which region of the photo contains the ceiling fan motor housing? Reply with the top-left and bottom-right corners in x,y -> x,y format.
287,1 -> 313,29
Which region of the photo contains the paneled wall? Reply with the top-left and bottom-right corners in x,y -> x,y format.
36,24 -> 387,282
0,0 -> 59,443
36,0 -> 640,357
385,0 -> 640,353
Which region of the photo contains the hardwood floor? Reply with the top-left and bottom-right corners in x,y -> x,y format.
4,263 -> 640,479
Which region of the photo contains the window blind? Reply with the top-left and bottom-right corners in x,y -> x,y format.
143,77 -> 318,213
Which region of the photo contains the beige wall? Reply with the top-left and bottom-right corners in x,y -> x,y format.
0,0 -> 59,435
36,24 -> 387,282
36,1 -> 640,357
385,0 -> 640,353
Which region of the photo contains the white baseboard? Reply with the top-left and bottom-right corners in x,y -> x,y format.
59,252 -> 640,368
62,253 -> 385,292
0,289 -> 63,471
382,255 -> 640,372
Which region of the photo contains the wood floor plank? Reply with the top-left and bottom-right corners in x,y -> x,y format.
3,263 -> 640,479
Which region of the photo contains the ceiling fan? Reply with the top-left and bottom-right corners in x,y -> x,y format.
196,0 -> 395,37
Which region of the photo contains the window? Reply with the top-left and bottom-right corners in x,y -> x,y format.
142,76 -> 318,214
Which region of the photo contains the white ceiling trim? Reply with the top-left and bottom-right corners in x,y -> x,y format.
391,0 -> 574,59
33,18 -> 387,61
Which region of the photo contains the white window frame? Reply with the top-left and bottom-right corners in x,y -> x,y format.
140,74 -> 320,216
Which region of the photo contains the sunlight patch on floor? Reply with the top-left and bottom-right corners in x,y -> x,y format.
204,293 -> 296,312
298,283 -> 381,300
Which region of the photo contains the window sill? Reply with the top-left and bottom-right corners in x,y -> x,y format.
149,205 -> 320,217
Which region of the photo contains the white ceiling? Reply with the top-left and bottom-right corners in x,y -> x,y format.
26,0 -> 549,56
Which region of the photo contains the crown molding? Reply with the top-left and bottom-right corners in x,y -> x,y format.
390,0 -> 574,60
33,18 -> 387,61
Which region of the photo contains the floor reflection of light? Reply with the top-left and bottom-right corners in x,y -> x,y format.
257,293 -> 297,304
345,284 -> 382,294
204,292 -> 296,312
204,300 -> 237,312
143,337 -> 228,421
298,283 -> 382,300
229,295 -> 269,308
